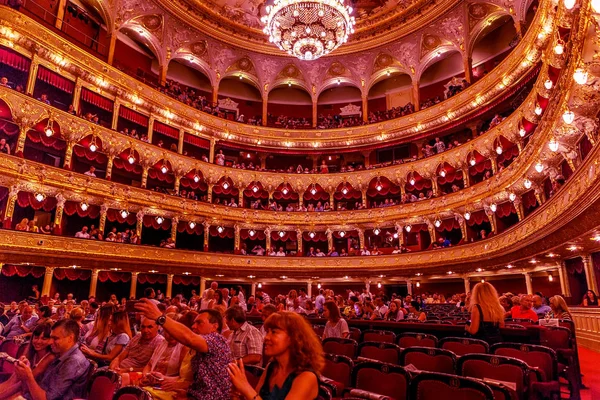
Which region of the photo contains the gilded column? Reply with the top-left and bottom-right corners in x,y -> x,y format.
326,229 -> 333,253
63,141 -> 75,170
136,211 -> 144,241
361,188 -> 368,208
524,272 -> 533,295
41,267 -> 55,297
362,151 -> 371,167
129,272 -> 139,299
406,280 -> 413,296
307,280 -> 312,298
99,205 -> 107,234
582,254 -> 599,294
458,217 -> 468,242
534,187 -> 546,206
141,165 -> 149,188
159,64 -> 168,87
234,224 -> 241,253
107,33 -> 118,66
430,176 -> 440,197
173,174 -> 181,194
209,138 -> 216,163
207,183 -> 214,203
166,274 -> 174,299
358,229 -> 365,249
2,187 -> 19,227
238,189 -> 244,207
146,117 -> 155,144
329,191 -> 335,209
485,209 -> 497,233
72,78 -> 83,113
412,81 -> 420,111
490,156 -> 498,175
312,99 -> 317,128
55,0 -> 68,30
463,56 -> 474,84
199,277 -> 206,295
395,224 -> 404,246
265,228 -> 272,252
111,100 -> 120,130
26,55 -> 40,96
296,229 -> 303,255
53,194 -> 66,235
105,155 -> 114,181
513,198 -> 525,221
15,126 -> 29,157
171,216 -> 178,242
463,277 -> 471,294
463,169 -> 470,188
177,129 -> 185,154
203,222 -> 210,251
559,261 -> 572,297
89,269 -> 99,298
262,95 -> 268,127
251,282 -> 256,297
361,95 -> 368,123
211,85 -> 218,106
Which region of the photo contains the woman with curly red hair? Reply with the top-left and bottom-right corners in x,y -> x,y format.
228,311 -> 324,399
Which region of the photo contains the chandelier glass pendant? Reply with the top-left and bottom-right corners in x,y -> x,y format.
261,0 -> 356,60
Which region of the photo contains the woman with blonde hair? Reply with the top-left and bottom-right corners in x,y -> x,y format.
228,312 -> 324,400
15,218 -> 29,231
81,310 -> 131,366
286,290 -> 298,310
82,304 -> 114,348
466,282 -> 505,344
549,295 -> 573,321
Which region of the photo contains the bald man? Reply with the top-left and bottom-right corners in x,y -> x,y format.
2,305 -> 38,339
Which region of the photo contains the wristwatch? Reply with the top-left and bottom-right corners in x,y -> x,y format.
156,315 -> 167,326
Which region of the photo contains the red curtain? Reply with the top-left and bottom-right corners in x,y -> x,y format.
240,229 -> 266,240
154,122 -> 180,139
17,191 -> 57,211
469,160 -> 492,175
1,265 -> 45,278
0,186 -> 8,203
273,189 -> 298,201
497,145 -> 519,165
367,177 -> 401,197
302,232 -> 328,242
405,174 -> 432,191
270,231 -> 297,241
73,145 -> 107,164
522,190 -> 538,210
119,106 -> 149,127
209,226 -> 234,238
496,202 -> 516,218
304,190 -> 329,201
142,215 -> 172,230
438,170 -> 463,185
106,209 -> 137,225
0,47 -> 31,71
184,133 -> 210,149
333,230 -> 358,239
435,219 -> 461,232
213,179 -> 239,196
27,130 -> 66,150
177,220 -> 203,235
173,275 -> 200,285
63,201 -> 100,219
466,210 -> 489,226
180,176 -> 208,191
138,273 -> 166,284
81,88 -> 114,111
0,120 -> 19,136
407,224 -> 428,233
37,66 -> 75,94
565,257 -> 584,274
98,271 -> 131,282
53,268 -> 91,281
148,168 -> 175,183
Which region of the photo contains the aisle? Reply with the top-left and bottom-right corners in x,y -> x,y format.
578,347 -> 599,400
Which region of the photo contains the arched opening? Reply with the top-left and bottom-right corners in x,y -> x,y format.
368,73 -> 413,121
471,16 -> 517,81
217,77 -> 262,123
23,119 -> 66,168
72,134 -> 108,178
165,58 -> 213,108
0,45 -> 31,94
114,27 -> 160,85
0,98 -> 19,156
317,84 -> 362,129
436,162 -> 464,195
419,51 -> 464,107
267,85 -> 312,128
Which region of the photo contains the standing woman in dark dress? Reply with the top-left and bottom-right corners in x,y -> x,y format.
465,282 -> 505,344
228,311 -> 324,400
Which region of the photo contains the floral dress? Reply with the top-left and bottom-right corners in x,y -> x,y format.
188,332 -> 233,400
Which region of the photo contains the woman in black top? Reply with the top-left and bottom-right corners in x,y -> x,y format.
583,290 -> 598,306
466,282 -> 505,344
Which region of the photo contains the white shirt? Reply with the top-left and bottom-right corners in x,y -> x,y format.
75,231 -> 90,239
361,249 -> 371,256
84,171 -> 96,177
276,251 -> 286,257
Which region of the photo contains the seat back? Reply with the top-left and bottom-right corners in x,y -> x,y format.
112,386 -> 152,400
317,382 -> 333,400
358,342 -> 402,365
400,347 -> 457,374
88,368 -> 121,400
352,361 -> 410,400
244,364 -> 265,389
457,354 -> 529,400
0,340 -> 23,374
538,326 -> 571,352
439,337 -> 489,356
491,343 -> 557,382
322,337 -> 358,359
397,332 -> 438,348
409,372 -> 494,400
349,327 -> 362,342
362,330 -> 396,344
313,325 -> 325,338
322,354 -> 353,391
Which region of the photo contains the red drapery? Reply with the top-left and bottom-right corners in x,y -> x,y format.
0,186 -> 8,203
17,191 -> 57,211
438,169 -> 463,185
184,133 -> 210,149
240,229 -> 266,240
1,265 -> 45,278
273,185 -> 299,201
53,268 -> 91,281
405,173 -> 432,191
333,230 -> 358,239
106,209 -> 137,225
213,178 -> 239,196
302,232 -> 328,242
367,177 -> 401,197
565,257 -> 584,274
148,168 -> 175,183
81,88 -> 114,111
0,120 -> 19,136
304,185 -> 329,201
142,215 -> 172,230
496,202 -> 517,218
73,145 -> 107,164
435,218 -> 461,232
154,122 -> 180,139
138,273 -> 167,284
98,271 -> 131,282
63,201 -> 100,219
407,224 -> 428,233
466,210 -> 489,226
243,182 -> 268,199
27,120 -> 66,150
173,275 -> 200,285
177,221 -> 203,235
270,231 -> 297,241
209,226 -> 234,238
497,145 -> 519,165
522,190 -> 538,210
469,160 -> 492,175
119,107 -> 149,127
37,66 -> 75,94
0,47 -> 31,71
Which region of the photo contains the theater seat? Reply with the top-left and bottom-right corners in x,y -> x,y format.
88,368 -> 121,400
322,354 -> 354,394
358,342 -> 402,364
397,332 -> 438,348
400,347 -> 457,374
350,361 -> 410,400
408,372 -> 494,400
0,341 -> 28,381
361,329 -> 396,344
112,386 -> 152,400
323,337 -> 358,359
244,364 -> 265,389
438,337 -> 489,356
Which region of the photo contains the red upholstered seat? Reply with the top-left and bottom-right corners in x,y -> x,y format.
349,327 -> 362,342
322,354 -> 354,393
351,361 -> 409,400
409,372 -> 494,400
88,368 -> 121,400
323,337 -> 358,359
397,332 -> 438,348
362,330 -> 396,344
0,340 -> 26,378
457,354 -> 529,400
439,337 -> 489,356
112,386 -> 152,400
358,342 -> 402,365
400,347 -> 457,374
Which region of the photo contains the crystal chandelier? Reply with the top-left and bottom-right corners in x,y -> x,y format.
261,0 -> 356,60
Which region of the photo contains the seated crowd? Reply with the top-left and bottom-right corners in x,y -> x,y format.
0,279 -> 582,399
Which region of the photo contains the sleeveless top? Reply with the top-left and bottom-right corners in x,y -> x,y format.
472,304 -> 502,344
259,362 -> 319,400
0,144 -> 8,154
587,297 -> 598,306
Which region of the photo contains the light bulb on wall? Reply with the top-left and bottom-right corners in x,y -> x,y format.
279,231 -> 285,238
373,228 -> 381,235
469,157 -> 477,166
252,185 -> 259,193
464,211 -> 471,220
509,192 -> 517,202
188,221 -> 196,229
548,274 -> 554,282
44,120 -> 54,137
338,231 -> 346,237
519,127 -> 527,137
193,174 -> 200,183
544,79 -> 553,90
554,41 -> 564,55
562,110 -> 575,124
434,219 -> 442,228
128,155 -> 136,164
34,193 -> 45,202
160,164 -> 168,174
535,162 -> 544,173
309,231 -> 316,238
120,210 -> 129,219
416,282 -> 421,288
439,168 -> 447,178
496,145 -> 503,155
592,0 -> 600,12
156,216 -> 164,225
534,104 -> 543,115
377,282 -> 382,289
563,0 -> 576,10
249,229 -> 256,237
490,203 -> 497,212
89,141 -> 97,152
573,68 -> 588,85
217,226 -> 224,234
80,202 -> 89,211
317,283 -> 321,289
405,225 -> 412,232
258,283 -> 262,289
524,179 -> 532,189
548,139 -> 559,152
222,181 -> 229,190
282,187 -> 289,195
